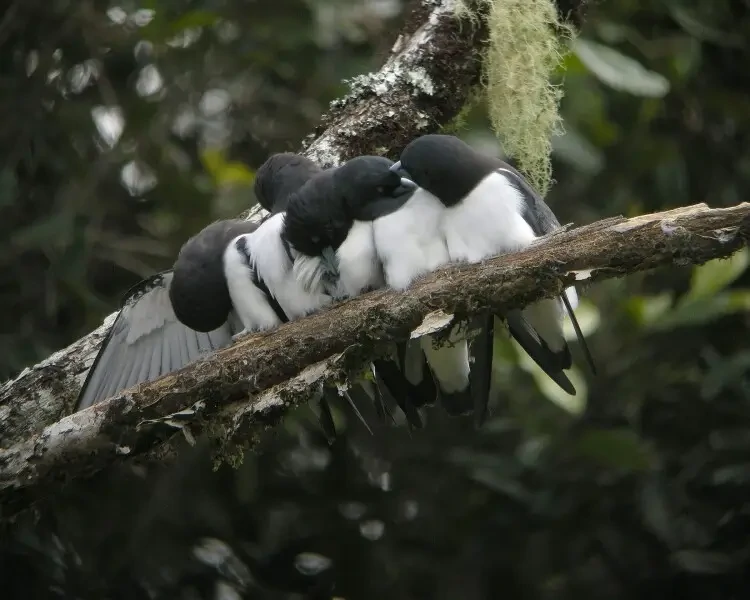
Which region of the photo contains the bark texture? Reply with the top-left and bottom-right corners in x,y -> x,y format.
0,202 -> 749,518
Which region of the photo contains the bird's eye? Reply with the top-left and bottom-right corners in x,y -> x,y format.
311,235 -> 321,244
376,186 -> 386,195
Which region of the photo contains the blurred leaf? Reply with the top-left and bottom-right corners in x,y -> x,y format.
711,463 -> 750,485
573,38 -> 670,98
627,293 -> 673,327
470,468 -> 532,502
201,149 -> 255,188
649,290 -> 750,331
0,168 -> 18,208
556,51 -> 589,76
169,11 -> 220,34
492,324 -> 519,363
655,154 -> 688,206
670,36 -> 703,80
640,477 -> 677,547
672,550 -> 736,574
447,449 -> 523,475
515,436 -> 548,468
701,350 -> 750,400
594,21 -> 631,45
573,428 -> 655,472
686,248 -> 749,301
669,5 -> 743,48
10,214 -> 73,249
552,126 -> 605,175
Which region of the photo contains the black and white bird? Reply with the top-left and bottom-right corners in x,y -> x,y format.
281,155 -> 438,428
357,161 -> 478,420
75,153 -> 321,411
392,134 -> 596,420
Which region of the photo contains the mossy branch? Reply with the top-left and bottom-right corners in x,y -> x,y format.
0,202 -> 749,519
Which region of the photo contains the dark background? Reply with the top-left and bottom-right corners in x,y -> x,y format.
2,0 -> 750,598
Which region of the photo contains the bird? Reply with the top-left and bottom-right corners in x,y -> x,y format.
356,160 -> 478,421
254,152 -> 323,215
281,155 -> 436,429
221,211 -> 334,335
75,153 -> 321,411
392,133 -> 596,423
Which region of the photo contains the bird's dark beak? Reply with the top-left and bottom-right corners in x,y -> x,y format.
389,161 -> 417,191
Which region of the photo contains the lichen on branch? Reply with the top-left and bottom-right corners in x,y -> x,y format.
457,0 -> 574,195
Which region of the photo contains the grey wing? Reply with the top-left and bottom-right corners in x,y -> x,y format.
495,164 -> 562,236
75,271 -> 235,411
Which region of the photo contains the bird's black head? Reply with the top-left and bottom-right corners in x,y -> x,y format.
333,155 -> 415,221
283,156 -> 414,257
254,153 -> 322,213
169,219 -> 258,332
397,134 -> 497,207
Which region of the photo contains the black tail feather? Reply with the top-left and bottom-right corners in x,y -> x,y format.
505,310 -> 576,396
397,341 -> 437,408
362,374 -> 396,425
341,388 -> 374,435
435,386 -> 474,417
560,291 -> 597,375
373,358 -> 424,429
469,312 -> 494,428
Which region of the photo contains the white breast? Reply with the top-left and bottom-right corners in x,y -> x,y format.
226,213 -> 332,329
223,238 -> 283,332
335,220 -> 384,297
256,213 -> 333,319
373,189 -> 450,291
442,171 -> 537,264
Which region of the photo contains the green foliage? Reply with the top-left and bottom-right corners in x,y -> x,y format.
687,248 -> 750,301
572,427 -> 655,472
201,149 -> 256,188
632,249 -> 750,331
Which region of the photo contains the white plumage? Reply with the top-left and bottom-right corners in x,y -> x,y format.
225,213 -> 332,334
334,220 -> 385,297
373,188 -> 472,414
373,188 -> 450,291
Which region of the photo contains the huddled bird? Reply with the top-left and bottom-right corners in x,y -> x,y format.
76,137 -> 596,435
391,133 -> 596,422
369,156 -> 475,422
281,154 -> 436,428
75,153 -> 321,411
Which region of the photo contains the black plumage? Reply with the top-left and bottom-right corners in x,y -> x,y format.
169,219 -> 260,333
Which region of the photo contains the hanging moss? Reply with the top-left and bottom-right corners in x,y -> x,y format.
456,0 -> 574,196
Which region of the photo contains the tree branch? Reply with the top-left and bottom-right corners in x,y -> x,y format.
1,202 -> 749,518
